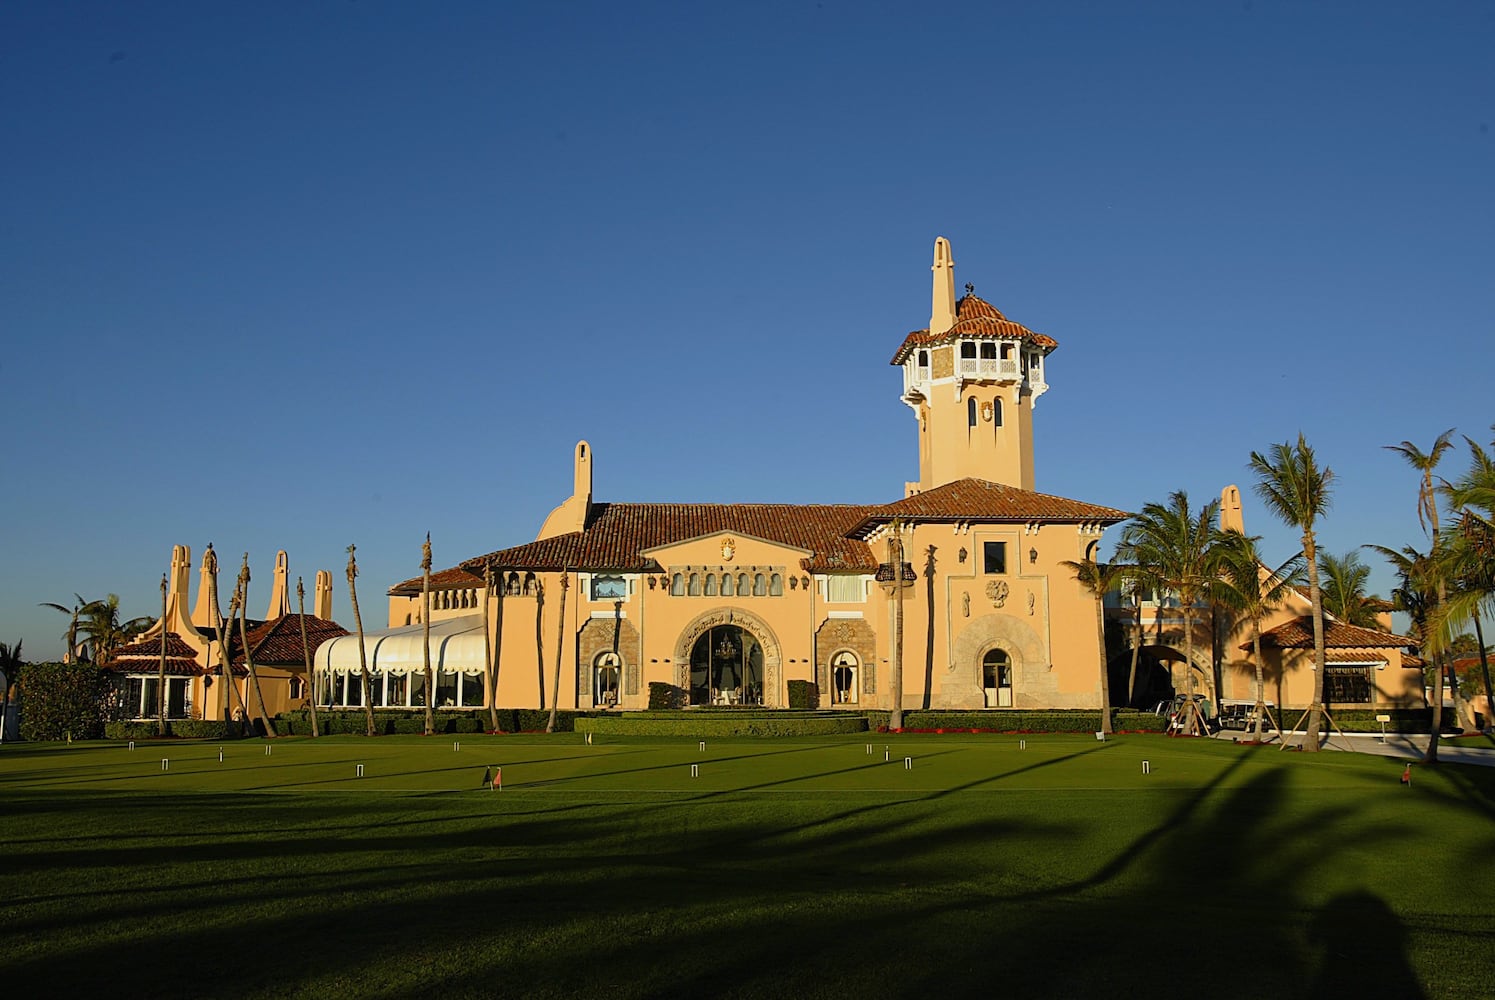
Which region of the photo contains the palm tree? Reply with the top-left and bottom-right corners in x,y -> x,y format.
1318,551 -> 1384,629
1059,555 -> 1127,735
1115,491 -> 1223,736
1438,431 -> 1495,729
296,577 -> 320,738
346,545 -> 377,737
484,563 -> 501,733
1250,434 -> 1334,751
888,520 -> 906,731
0,639 -> 22,743
1217,532 -> 1301,742
1368,543 -> 1445,759
157,574 -> 168,736
1386,429 -> 1459,756
39,594 -> 90,663
75,595 -> 152,666
546,573 -> 569,733
421,533 -> 435,736
220,585 -> 250,733
236,555 -> 277,738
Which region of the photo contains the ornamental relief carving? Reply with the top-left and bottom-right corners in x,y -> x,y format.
985,579 -> 1009,607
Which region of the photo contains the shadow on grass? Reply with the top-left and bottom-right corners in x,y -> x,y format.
0,747 -> 1441,999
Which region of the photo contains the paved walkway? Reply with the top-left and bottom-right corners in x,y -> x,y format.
1214,728 -> 1495,767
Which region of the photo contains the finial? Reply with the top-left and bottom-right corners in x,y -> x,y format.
965,282 -> 974,296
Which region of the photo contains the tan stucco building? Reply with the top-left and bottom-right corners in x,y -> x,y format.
317,238 -> 1133,714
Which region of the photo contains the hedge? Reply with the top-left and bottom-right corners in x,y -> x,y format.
104,719 -> 242,740
648,682 -> 686,710
578,714 -> 869,737
1271,707 -> 1461,735
787,680 -> 819,710
897,710 -> 1167,733
19,662 -> 116,741
273,708 -> 582,735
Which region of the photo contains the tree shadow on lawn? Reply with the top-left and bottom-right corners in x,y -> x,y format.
6,746 -> 1445,998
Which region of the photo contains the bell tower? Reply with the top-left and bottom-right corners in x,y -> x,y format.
892,238 -> 1056,494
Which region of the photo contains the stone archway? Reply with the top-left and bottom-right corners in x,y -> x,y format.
673,607 -> 783,707
946,613 -> 1050,709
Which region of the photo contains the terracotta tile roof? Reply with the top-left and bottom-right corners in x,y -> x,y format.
102,632 -> 204,676
891,294 -> 1058,365
1323,651 -> 1388,663
388,567 -> 486,598
853,479 -> 1129,532
458,502 -> 882,575
450,479 -> 1126,581
231,615 -> 349,667
1248,616 -> 1414,651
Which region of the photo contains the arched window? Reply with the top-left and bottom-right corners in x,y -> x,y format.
769,573 -> 783,596
738,573 -> 750,595
688,573 -> 701,597
991,397 -> 1003,429
704,574 -> 718,596
753,573 -> 767,596
671,573 -> 685,596
960,342 -> 977,359
979,341 -> 996,359
968,396 -> 978,429
983,649 -> 1013,708
917,349 -> 929,368
831,651 -> 859,705
721,573 -> 735,597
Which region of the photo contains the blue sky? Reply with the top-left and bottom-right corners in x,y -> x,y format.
3,1 -> 1491,660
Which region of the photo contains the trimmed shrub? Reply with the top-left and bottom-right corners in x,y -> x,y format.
900,710 -> 1146,734
578,713 -> 868,737
19,662 -> 117,741
648,682 -> 686,710
105,720 -> 163,741
1275,707 -> 1459,735
787,680 -> 819,710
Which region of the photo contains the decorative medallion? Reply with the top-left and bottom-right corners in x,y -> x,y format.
721,537 -> 736,561
985,579 -> 1009,608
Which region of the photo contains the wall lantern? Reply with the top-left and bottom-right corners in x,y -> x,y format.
1028,547 -> 1038,565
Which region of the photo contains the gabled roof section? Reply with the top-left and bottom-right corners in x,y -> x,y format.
1250,616 -> 1415,651
388,567 -> 486,598
849,479 -> 1128,537
231,614 -> 350,666
892,293 -> 1058,365
639,530 -> 814,559
459,502 -> 882,575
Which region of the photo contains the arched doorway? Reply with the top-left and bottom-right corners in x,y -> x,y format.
982,648 -> 1013,707
593,652 -> 621,708
830,651 -> 859,705
689,625 -> 764,706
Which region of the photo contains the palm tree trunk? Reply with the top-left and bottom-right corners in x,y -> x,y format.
237,566 -> 277,738
1096,597 -> 1112,735
297,577 -> 320,738
534,581 -> 546,710
1303,532 -> 1326,752
346,545 -> 376,737
1127,605 -> 1142,708
485,565 -> 501,733
157,574 -> 168,736
421,534 -> 434,736
218,585 -> 248,732
1474,612 -> 1492,733
1251,614 -> 1267,742
546,573 -> 569,733
889,528 -> 904,731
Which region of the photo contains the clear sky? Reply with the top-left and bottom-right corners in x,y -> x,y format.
2,1 -> 1491,660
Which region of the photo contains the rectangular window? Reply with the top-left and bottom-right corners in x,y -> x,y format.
983,541 -> 1007,575
590,575 -> 627,601
460,673 -> 486,707
826,576 -> 864,603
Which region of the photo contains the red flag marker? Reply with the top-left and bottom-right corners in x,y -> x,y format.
1401,764 -> 1412,786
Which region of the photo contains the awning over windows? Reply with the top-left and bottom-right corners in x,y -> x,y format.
315,615 -> 486,677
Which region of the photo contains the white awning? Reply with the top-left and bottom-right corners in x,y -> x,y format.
315,615 -> 487,677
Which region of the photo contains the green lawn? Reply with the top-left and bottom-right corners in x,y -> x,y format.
2,734 -> 1493,999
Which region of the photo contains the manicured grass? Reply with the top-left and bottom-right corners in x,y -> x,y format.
3,734 -> 1493,999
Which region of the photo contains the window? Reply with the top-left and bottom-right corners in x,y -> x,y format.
594,652 -> 621,707
991,397 -> 1002,428
983,541 -> 1007,574
769,573 -> 783,596
826,576 -> 864,603
704,573 -> 718,596
688,573 -> 701,597
980,342 -> 996,360
1325,666 -> 1372,704
721,573 -> 735,596
591,575 -> 627,601
460,671 -> 486,707
753,573 -> 767,596
968,396 -> 978,428
983,649 -> 1013,708
960,342 -> 977,359
737,573 -> 750,595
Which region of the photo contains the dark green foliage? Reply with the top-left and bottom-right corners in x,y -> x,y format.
899,709 -> 1167,733
647,682 -> 685,710
1276,707 -> 1461,734
786,679 -> 818,710
580,714 -> 868,737
172,720 -> 237,739
273,708 -> 569,735
18,662 -> 116,740
104,720 -> 162,740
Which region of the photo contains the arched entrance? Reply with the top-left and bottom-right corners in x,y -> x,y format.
689,625 -> 763,706
982,649 -> 1013,707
